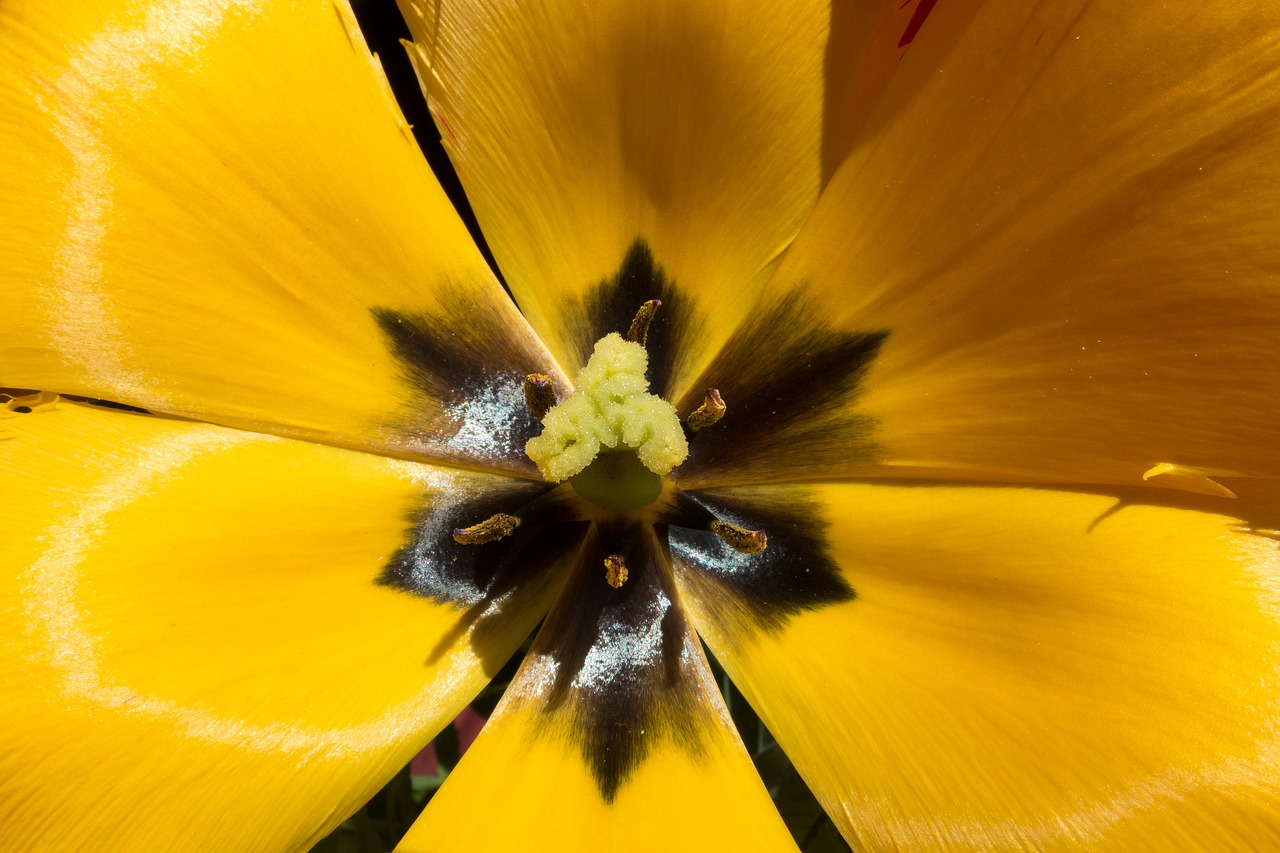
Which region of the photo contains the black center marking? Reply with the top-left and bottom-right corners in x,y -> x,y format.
525,527 -> 708,803
371,240 -> 875,803
378,481 -> 587,670
666,489 -> 855,633
675,290 -> 888,484
563,239 -> 705,400
379,481 -> 553,605
372,303 -> 552,474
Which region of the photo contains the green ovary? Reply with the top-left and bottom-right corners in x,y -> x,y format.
525,333 -> 688,488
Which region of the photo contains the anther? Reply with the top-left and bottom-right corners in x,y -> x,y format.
452,513 -> 520,545
685,388 -> 726,432
603,554 -> 629,588
710,520 -> 768,554
626,299 -> 662,347
523,373 -> 557,420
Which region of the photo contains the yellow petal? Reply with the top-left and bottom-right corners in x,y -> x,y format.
748,0 -> 1280,488
399,0 -> 927,395
1141,462 -> 1239,499
823,0 -> 985,183
398,527 -> 797,852
0,0 -> 560,473
0,401 -> 563,850
675,481 -> 1280,850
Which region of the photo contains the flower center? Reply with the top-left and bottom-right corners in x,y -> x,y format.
448,299 -> 768,589
524,331 -> 686,508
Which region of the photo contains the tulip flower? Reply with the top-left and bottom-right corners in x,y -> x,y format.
3,1 -> 1279,850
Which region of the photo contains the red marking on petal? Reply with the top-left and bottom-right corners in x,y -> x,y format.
898,0 -> 938,47
898,0 -> 912,9
432,108 -> 460,145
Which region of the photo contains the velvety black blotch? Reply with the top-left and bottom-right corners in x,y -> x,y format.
666,490 -> 855,632
379,482 -> 588,673
373,303 -> 553,474
378,480 -> 572,605
675,291 -> 888,483
564,240 -> 704,400
532,528 -> 707,803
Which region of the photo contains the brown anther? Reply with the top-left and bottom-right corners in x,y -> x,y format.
523,373 -> 557,420
603,554 -> 629,588
710,520 -> 768,554
685,388 -> 726,432
452,513 -> 520,545
626,299 -> 662,347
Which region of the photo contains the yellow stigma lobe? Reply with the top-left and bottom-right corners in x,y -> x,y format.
525,333 -> 688,482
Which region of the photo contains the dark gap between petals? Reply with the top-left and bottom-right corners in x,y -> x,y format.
898,0 -> 940,48
349,0 -> 510,293
60,394 -> 150,413
2,388 -> 150,415
704,649 -> 854,852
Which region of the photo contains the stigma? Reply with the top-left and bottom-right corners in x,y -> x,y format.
525,332 -> 688,488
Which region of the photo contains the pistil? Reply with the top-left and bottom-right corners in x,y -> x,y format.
525,332 -> 687,487
569,450 -> 663,510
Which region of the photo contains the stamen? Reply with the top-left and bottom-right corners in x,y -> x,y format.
523,372 -> 557,420
603,553 -> 629,588
685,388 -> 726,432
452,513 -> 520,545
626,299 -> 662,347
710,520 -> 768,554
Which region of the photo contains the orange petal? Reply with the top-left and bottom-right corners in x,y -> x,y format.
676,481 -> 1280,850
399,0 -> 951,395
725,0 -> 1280,488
